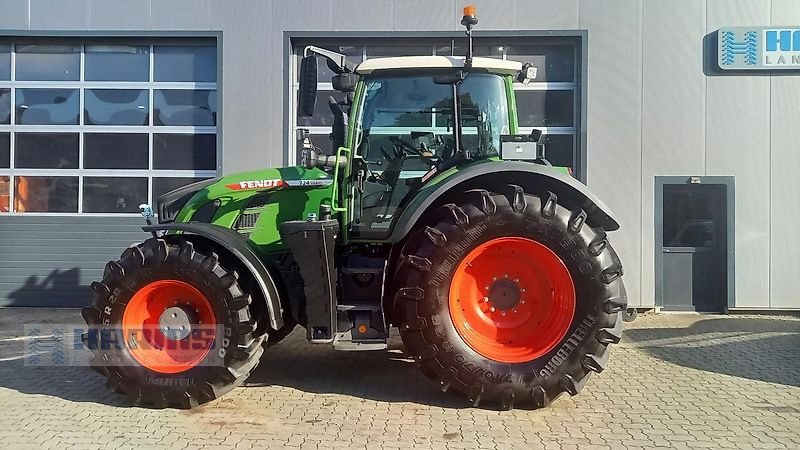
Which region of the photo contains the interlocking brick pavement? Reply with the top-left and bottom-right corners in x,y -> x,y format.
0,308 -> 798,449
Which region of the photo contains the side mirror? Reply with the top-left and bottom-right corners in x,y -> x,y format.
332,73 -> 358,92
298,55 -> 318,117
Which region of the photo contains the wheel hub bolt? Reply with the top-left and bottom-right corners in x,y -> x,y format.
489,306 -> 496,312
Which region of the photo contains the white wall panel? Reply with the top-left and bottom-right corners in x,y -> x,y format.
769,0 -> 800,308
517,0 -> 579,30
392,0 -> 457,31
151,0 -> 214,30
29,0 -> 89,29
706,0 -> 771,308
332,0 -> 393,31
579,0 -> 643,305
210,0 -> 277,171
0,0 -> 30,29
89,0 -> 151,30
640,0 -> 707,306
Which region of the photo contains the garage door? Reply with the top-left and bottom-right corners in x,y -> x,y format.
0,40 -> 218,307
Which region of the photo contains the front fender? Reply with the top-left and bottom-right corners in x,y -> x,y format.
142,222 -> 284,330
390,161 -> 620,243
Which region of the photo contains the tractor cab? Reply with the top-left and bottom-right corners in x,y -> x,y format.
298,35 -> 538,242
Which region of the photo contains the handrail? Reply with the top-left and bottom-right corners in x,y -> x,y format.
330,146 -> 350,212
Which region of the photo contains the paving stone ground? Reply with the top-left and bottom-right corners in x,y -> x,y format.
0,308 -> 798,449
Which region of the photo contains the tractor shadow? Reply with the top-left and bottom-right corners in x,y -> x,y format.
0,308 -> 469,409
624,316 -> 800,387
245,329 -> 472,409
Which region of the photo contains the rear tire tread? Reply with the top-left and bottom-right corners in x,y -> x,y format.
395,184 -> 627,410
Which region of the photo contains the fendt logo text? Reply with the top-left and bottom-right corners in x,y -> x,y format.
719,27 -> 800,70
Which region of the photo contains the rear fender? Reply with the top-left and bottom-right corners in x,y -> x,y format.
143,223 -> 284,330
390,161 -> 620,243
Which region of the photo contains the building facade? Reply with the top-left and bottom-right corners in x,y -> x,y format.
0,0 -> 796,311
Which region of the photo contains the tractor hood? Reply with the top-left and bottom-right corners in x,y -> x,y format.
213,166 -> 334,192
157,166 -> 334,224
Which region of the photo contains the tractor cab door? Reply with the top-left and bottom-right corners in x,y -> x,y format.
347,76 -> 446,241
346,73 -> 510,241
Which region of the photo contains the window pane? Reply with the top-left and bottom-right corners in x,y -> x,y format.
15,45 -> 80,81
515,90 -> 574,127
15,88 -> 80,125
297,90 -> 346,127
85,45 -> 149,81
154,45 -> 216,82
14,176 -> 78,212
0,89 -> 9,124
664,186 -> 718,247
540,134 -> 574,168
15,133 -> 79,169
154,90 -> 217,126
0,176 -> 8,212
365,46 -> 432,58
0,133 -> 9,167
83,177 -> 148,213
153,133 -> 216,170
0,45 -> 9,80
506,45 -> 574,82
84,89 -> 149,125
153,177 -> 206,201
84,133 -> 149,169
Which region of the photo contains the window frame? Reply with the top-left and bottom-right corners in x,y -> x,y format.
0,37 -> 220,216
286,31 -> 587,182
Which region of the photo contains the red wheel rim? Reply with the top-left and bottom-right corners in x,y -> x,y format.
448,237 -> 576,363
122,280 -> 216,374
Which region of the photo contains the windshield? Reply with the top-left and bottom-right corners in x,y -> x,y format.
355,72 -> 509,170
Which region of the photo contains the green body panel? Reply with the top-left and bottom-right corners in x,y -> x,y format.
175,166 -> 335,252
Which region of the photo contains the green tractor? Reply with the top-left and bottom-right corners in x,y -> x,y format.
82,7 -> 626,410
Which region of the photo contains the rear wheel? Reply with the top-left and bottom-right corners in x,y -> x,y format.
82,237 -> 265,408
395,186 -> 626,410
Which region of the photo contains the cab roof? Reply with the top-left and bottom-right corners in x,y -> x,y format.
355,56 -> 522,75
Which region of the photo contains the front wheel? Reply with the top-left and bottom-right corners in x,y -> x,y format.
82,238 -> 265,408
394,186 -> 626,410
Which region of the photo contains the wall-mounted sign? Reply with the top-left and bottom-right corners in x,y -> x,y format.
718,27 -> 800,70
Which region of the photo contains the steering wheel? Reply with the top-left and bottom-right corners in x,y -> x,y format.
389,135 -> 421,155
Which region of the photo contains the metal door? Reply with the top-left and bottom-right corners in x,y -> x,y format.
657,181 -> 730,312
